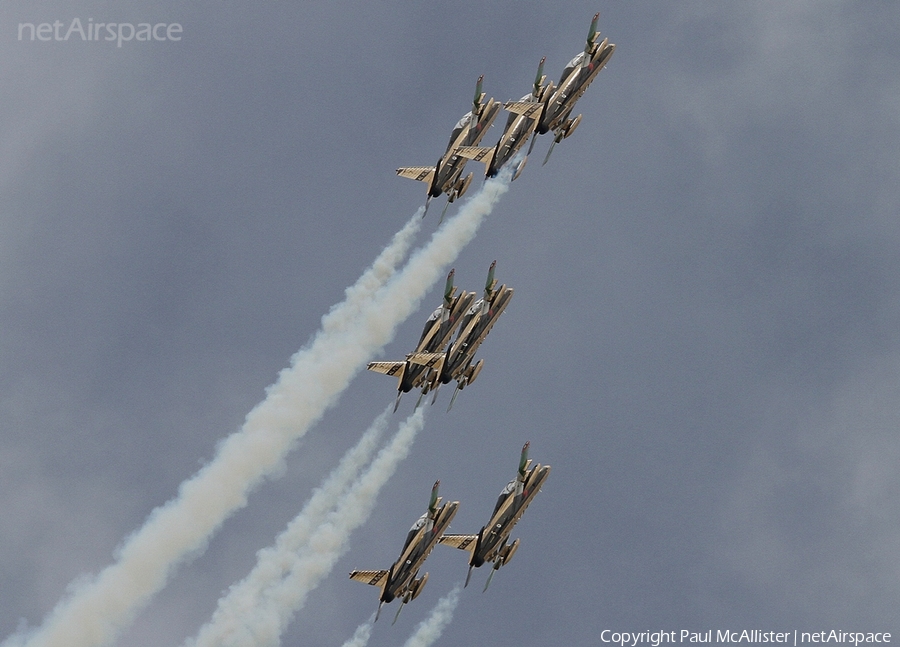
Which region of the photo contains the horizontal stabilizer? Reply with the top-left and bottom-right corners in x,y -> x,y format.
455,146 -> 494,164
438,534 -> 479,553
407,352 -> 445,368
349,569 -> 390,586
504,100 -> 543,118
367,361 -> 405,377
397,166 -> 436,183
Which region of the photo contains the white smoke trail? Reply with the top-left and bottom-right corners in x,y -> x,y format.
322,209 -> 422,335
189,408 -> 425,647
5,176 -> 508,647
401,585 -> 462,647
335,584 -> 460,647
183,409 -> 390,647
338,616 -> 375,647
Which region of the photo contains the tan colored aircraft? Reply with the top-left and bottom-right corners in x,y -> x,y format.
396,76 -> 501,219
409,261 -> 513,410
456,58 -> 553,181
349,481 -> 459,623
439,442 -> 550,590
366,269 -> 475,411
534,12 -> 616,165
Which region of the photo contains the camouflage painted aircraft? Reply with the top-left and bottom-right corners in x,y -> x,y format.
439,442 -> 550,590
349,481 -> 459,623
366,269 -> 475,411
456,58 -> 552,181
533,13 -> 616,165
410,261 -> 513,410
396,76 -> 501,218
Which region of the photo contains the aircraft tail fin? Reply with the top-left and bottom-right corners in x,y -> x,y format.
442,269 -> 456,322
533,57 -> 547,98
586,12 -> 601,53
518,442 -> 530,480
484,260 -> 497,302
473,75 -> 485,109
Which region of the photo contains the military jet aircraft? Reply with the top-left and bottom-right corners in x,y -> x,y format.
456,58 -> 552,181
409,261 -> 513,410
439,442 -> 550,590
533,12 -> 616,165
367,269 -> 476,411
349,481 -> 459,623
396,76 -> 501,218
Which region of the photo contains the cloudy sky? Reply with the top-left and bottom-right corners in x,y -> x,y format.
2,1 -> 900,645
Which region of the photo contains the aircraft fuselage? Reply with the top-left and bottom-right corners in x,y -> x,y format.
538,40 -> 615,135
430,101 -> 501,197
437,285 -> 513,385
380,500 -> 458,602
469,463 -> 550,567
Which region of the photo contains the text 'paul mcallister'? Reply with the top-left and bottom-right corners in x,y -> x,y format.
600,631 -> 891,646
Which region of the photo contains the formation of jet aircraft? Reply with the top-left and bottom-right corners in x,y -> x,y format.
367,261 -> 512,411
410,260 -> 513,410
397,13 -> 615,213
457,58 -> 551,181
349,11 -> 609,624
349,446 -> 549,620
533,12 -> 616,165
349,481 -> 459,623
366,269 -> 476,412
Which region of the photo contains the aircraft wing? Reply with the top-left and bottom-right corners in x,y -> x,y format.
367,361 -> 406,376
349,569 -> 390,586
504,100 -> 543,118
396,166 -> 436,183
438,534 -> 479,552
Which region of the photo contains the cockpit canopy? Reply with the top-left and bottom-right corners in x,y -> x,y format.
402,512 -> 429,551
561,52 -> 585,82
445,111 -> 474,150
493,479 -> 516,515
409,512 -> 427,533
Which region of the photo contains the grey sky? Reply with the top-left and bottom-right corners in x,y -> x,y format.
2,1 -> 900,645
